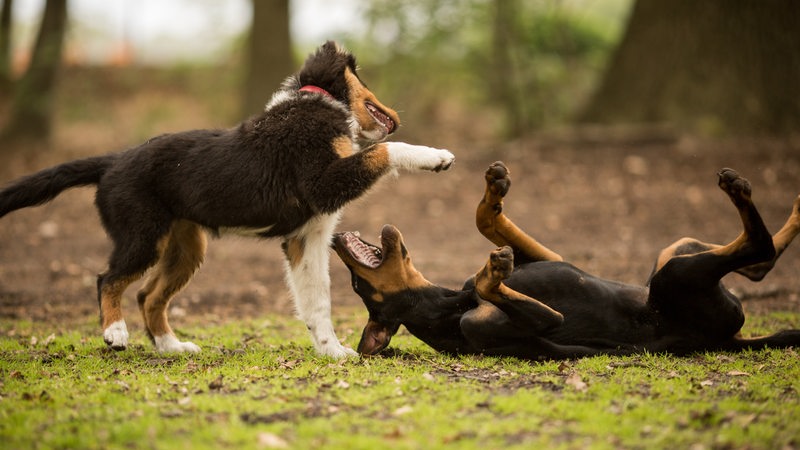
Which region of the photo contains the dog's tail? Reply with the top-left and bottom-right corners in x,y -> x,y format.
0,155 -> 116,218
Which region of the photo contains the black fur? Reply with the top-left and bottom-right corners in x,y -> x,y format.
336,166 -> 800,360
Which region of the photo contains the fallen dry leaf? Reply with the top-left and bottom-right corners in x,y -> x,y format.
257,432 -> 288,449
208,375 -> 224,390
726,370 -> 750,377
565,373 -> 588,392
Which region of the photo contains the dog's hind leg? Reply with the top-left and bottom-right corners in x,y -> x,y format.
476,162 -> 562,264
647,169 -> 780,339
733,193 -> 800,280
283,212 -> 357,358
650,169 -> 779,281
651,191 -> 798,281
98,236 -> 164,351
136,220 -> 206,353
96,192 -> 174,351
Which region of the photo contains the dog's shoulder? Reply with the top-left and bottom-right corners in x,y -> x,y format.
240,89 -> 356,155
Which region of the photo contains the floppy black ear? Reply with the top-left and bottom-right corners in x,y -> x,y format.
357,319 -> 394,355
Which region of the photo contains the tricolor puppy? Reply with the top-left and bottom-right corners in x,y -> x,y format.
335,163 -> 800,359
0,41 -> 454,357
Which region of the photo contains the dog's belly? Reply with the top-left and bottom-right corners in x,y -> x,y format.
505,261 -> 656,345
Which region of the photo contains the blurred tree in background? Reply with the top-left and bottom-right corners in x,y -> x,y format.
2,0 -> 796,153
353,0 -> 621,139
1,0 -> 67,146
582,0 -> 800,135
0,0 -> 11,91
242,0 -> 293,118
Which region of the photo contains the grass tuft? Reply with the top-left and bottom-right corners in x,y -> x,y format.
1,310 -> 799,449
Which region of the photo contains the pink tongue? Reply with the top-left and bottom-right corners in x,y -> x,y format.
369,105 -> 395,133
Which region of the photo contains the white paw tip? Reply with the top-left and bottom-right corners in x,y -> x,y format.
155,334 -> 201,353
317,342 -> 358,359
103,320 -> 129,351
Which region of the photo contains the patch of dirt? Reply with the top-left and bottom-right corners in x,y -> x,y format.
1,77 -> 799,337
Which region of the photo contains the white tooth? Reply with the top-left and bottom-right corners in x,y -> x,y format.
353,231 -> 361,237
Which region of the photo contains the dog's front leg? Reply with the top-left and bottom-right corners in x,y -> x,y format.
282,212 -> 357,358
384,142 -> 455,173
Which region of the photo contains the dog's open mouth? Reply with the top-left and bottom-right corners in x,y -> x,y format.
340,231 -> 383,268
365,102 -> 396,134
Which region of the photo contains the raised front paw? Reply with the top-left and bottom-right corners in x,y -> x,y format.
485,161 -> 511,197
718,168 -> 752,201
386,142 -> 455,172
416,147 -> 455,172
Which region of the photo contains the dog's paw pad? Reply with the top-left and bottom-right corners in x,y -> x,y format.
489,246 -> 514,279
718,168 -> 751,199
103,320 -> 129,351
485,162 -> 511,197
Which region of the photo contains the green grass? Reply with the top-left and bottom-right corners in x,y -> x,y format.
1,311 -> 799,450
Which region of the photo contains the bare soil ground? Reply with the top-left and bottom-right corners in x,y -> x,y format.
1,68 -> 799,337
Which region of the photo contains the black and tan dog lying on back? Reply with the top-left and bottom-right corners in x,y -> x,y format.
334,162 -> 800,359
0,41 -> 454,357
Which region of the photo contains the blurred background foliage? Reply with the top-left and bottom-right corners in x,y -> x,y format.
0,0 -> 798,160
351,0 -> 628,138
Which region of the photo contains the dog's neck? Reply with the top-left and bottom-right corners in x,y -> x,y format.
395,286 -> 479,354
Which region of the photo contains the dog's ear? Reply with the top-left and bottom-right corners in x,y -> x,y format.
321,40 -> 341,55
356,319 -> 395,355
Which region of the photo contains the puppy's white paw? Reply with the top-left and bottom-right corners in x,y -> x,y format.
154,334 -> 201,353
316,340 -> 358,359
386,142 -> 455,172
103,320 -> 129,351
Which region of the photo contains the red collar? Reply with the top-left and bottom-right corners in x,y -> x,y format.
299,85 -> 334,98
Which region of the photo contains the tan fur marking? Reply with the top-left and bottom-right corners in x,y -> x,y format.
365,143 -> 391,172
100,275 -> 139,330
345,69 -> 400,135
342,233 -> 430,300
473,252 -> 562,322
350,257 -> 430,299
768,194 -> 800,256
284,236 -> 306,269
653,237 -> 705,273
476,169 -> 562,262
333,135 -> 355,158
137,220 -> 207,337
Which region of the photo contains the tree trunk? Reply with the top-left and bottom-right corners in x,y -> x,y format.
490,0 -> 527,138
2,0 -> 68,144
242,0 -> 293,119
581,0 -> 800,135
0,0 -> 12,92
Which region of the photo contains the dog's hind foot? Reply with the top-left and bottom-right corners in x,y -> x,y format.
718,168 -> 752,206
154,334 -> 201,353
103,320 -> 129,351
